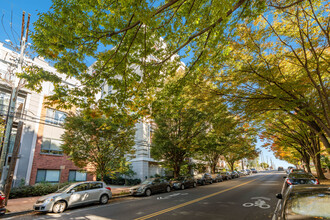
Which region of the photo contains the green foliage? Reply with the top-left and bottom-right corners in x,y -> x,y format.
61,107 -> 136,181
29,0 -> 271,114
151,79 -> 209,178
9,182 -> 70,199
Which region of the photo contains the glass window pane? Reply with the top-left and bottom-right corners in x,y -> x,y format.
36,170 -> 46,183
41,138 -> 51,150
69,171 -> 76,182
50,139 -> 62,151
90,183 -> 102,189
45,170 -> 60,182
76,172 -> 87,181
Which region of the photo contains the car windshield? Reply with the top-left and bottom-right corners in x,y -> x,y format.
141,179 -> 154,185
55,184 -> 73,193
285,192 -> 330,219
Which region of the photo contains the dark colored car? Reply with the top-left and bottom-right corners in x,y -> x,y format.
195,173 -> 213,185
273,185 -> 330,220
130,178 -> 171,196
171,176 -> 197,190
231,171 -> 239,179
250,168 -> 258,173
0,191 -> 5,215
283,173 -> 319,192
220,171 -> 232,180
210,174 -> 223,183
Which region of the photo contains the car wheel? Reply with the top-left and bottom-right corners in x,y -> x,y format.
181,184 -> 185,190
100,194 -> 109,204
193,182 -> 197,188
202,180 -> 206,185
52,201 -> 66,213
210,180 -> 213,184
166,185 -> 171,192
145,188 -> 152,196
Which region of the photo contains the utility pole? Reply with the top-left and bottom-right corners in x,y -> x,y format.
4,121 -> 23,205
0,12 -> 30,187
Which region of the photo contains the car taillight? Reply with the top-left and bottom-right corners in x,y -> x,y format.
0,196 -> 5,200
315,179 -> 320,185
286,179 -> 292,185
106,187 -> 111,191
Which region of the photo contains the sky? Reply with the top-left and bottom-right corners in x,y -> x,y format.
0,0 -> 294,169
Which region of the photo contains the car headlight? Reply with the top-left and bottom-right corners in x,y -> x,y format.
137,187 -> 144,192
44,197 -> 57,204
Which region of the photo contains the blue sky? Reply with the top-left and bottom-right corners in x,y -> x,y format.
0,0 -> 294,169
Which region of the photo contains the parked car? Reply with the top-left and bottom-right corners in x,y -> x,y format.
231,171 -> 239,179
0,191 -> 5,215
210,174 -> 223,183
245,169 -> 251,175
220,171 -> 232,180
33,181 -> 112,213
273,185 -> 330,220
130,178 -> 171,196
170,176 -> 197,190
282,173 -> 319,192
238,171 -> 245,176
195,173 -> 213,185
250,168 -> 258,173
278,166 -> 284,171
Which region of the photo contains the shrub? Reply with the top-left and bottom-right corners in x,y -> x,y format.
9,182 -> 71,199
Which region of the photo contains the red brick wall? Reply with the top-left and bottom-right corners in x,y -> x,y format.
29,101 -> 95,185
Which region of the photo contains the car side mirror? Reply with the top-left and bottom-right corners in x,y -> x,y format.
276,193 -> 282,199
69,189 -> 76,193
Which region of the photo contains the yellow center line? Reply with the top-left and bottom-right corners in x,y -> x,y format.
134,175 -> 265,220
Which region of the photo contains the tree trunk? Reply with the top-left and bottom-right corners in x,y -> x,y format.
173,164 -> 181,178
211,163 -> 216,174
312,154 -> 326,179
229,162 -> 235,172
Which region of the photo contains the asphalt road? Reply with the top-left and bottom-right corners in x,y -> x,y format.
6,171 -> 285,220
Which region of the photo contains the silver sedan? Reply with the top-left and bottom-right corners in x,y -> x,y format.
33,181 -> 112,213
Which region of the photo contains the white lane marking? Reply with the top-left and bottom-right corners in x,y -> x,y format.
243,197 -> 271,209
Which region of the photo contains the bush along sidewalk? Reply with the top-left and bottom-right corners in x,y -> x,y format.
9,182 -> 71,199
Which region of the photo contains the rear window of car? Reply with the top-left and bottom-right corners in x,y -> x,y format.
90,183 -> 103,189
285,192 -> 330,219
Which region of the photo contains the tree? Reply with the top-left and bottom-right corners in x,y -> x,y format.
195,110 -> 237,174
223,131 -> 259,171
150,76 -> 211,178
261,113 -> 326,178
29,0 -> 305,113
260,162 -> 269,169
210,0 -> 330,152
61,108 -> 136,181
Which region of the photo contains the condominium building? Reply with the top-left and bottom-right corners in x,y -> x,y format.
0,42 -> 93,187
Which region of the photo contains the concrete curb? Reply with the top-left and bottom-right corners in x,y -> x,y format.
1,209 -> 34,218
1,193 -> 132,218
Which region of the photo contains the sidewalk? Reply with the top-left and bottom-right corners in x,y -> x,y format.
5,185 -> 131,215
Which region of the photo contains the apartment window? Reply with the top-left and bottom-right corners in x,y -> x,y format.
41,138 -> 63,155
45,108 -> 66,125
0,92 -> 25,117
36,169 -> 60,183
68,170 -> 87,182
